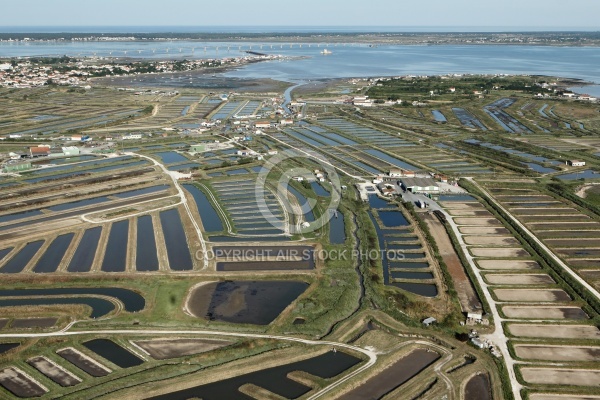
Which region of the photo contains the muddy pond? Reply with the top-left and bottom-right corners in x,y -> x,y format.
148,350 -> 360,400
187,280 -> 308,325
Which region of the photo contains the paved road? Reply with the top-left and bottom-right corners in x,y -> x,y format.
265,132 -> 368,182
424,191 -> 523,400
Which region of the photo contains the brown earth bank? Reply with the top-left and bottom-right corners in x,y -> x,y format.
510,208 -> 578,215
458,227 -> 511,235
469,248 -> 530,258
438,202 -> 484,210
463,236 -> 520,246
56,347 -> 111,377
546,238 -> 600,247
476,260 -> 541,270
484,274 -> 555,285
0,367 -> 47,397
493,288 -> 571,302
530,394 -> 600,400
521,368 -> 600,387
514,344 -> 600,362
507,324 -> 600,339
27,356 -> 81,387
568,260 -> 600,268
537,231 -> 600,239
502,306 -> 588,320
445,210 -> 493,217
423,213 -> 481,312
454,218 -> 502,227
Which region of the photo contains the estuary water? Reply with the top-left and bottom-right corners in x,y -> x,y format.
2,41 -> 600,93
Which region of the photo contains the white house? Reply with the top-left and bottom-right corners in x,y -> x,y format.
255,122 -> 271,129
353,95 -> 374,107
122,134 -> 142,140
388,168 -> 404,178
467,311 -> 483,321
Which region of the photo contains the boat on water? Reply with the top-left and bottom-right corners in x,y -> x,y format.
320,49 -> 332,55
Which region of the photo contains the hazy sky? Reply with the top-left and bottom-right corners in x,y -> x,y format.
1,0 -> 598,29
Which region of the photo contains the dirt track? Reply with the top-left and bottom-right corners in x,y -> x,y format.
423,213 -> 481,312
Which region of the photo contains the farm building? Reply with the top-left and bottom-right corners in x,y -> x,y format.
29,146 -> 50,158
2,160 -> 32,173
122,133 -> 142,140
567,160 -> 586,167
255,122 -> 271,129
388,168 -> 404,178
400,178 -> 440,194
388,168 -> 415,178
62,146 -> 80,156
467,311 -> 484,322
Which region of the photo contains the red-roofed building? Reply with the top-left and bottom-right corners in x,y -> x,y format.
29,146 -> 50,158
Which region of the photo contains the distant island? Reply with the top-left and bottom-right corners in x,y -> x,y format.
2,31 -> 600,46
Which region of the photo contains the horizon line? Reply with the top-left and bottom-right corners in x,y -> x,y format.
1,25 -> 599,29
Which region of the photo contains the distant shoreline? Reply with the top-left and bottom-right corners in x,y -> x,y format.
2,31 -> 600,47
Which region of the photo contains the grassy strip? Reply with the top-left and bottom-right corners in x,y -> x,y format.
440,207 -> 494,318
547,182 -> 600,218
192,181 -> 235,235
491,356 -> 515,400
402,202 -> 464,328
453,140 -> 533,175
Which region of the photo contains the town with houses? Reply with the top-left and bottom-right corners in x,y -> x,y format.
0,54 -> 284,88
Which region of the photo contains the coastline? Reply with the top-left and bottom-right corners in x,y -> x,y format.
90,70 -> 598,97
3,30 -> 600,47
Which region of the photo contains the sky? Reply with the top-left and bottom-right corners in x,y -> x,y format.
0,0 -> 598,30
